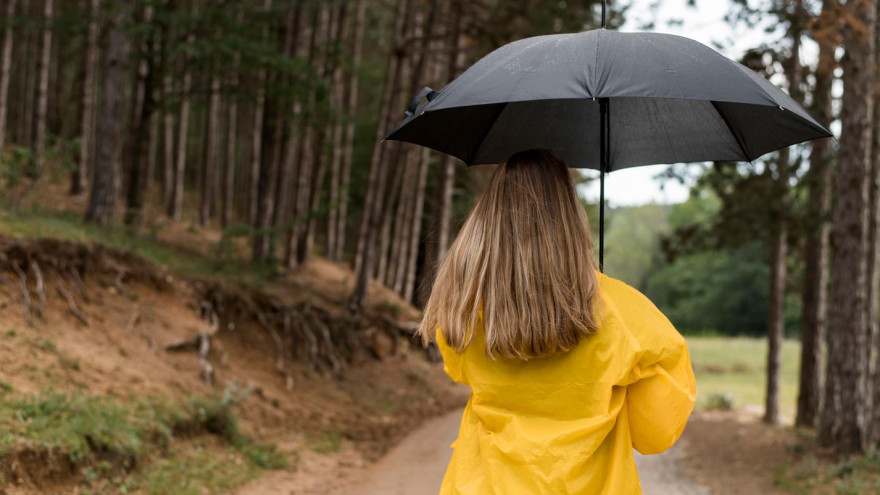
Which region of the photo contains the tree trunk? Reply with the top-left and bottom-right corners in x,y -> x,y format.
273,5 -> 305,242
350,0 -> 412,311
764,161 -> 787,425
248,0 -> 273,228
326,4 -> 349,262
352,0 -> 408,278
124,5 -> 156,228
161,73 -> 175,206
403,148 -> 430,301
819,0 -> 875,454
33,0 -> 52,174
85,0 -> 129,225
869,0 -> 880,449
200,71 -> 221,226
0,0 -> 19,151
167,30 -> 194,221
222,71 -> 239,228
333,0 -> 366,263
796,2 -> 835,429
145,111 -> 158,193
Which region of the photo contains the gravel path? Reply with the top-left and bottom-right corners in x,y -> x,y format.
330,408 -> 712,495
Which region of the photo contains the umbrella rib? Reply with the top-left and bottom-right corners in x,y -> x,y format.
711,101 -> 752,161
467,103 -> 509,164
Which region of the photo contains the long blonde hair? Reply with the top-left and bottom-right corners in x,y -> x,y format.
418,149 -> 600,360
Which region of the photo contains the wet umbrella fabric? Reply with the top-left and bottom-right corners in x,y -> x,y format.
385,30 -> 831,268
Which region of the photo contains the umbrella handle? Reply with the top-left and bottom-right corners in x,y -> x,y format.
405,87 -> 438,117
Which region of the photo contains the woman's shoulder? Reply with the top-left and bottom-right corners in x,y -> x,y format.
595,271 -> 657,310
594,271 -> 683,349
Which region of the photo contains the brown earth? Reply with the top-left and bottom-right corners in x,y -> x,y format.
0,236 -> 466,494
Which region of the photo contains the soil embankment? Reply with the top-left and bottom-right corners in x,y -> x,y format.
0,236 -> 466,494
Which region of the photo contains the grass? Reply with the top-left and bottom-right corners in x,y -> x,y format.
0,206 -> 278,285
775,450 -> 880,494
686,336 -> 801,420
0,387 -> 287,492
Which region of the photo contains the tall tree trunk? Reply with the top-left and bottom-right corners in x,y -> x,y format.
333,0 -> 366,263
0,0 -> 19,150
273,5 -> 305,244
21,0 -> 35,146
423,0 -> 464,303
145,111 -> 158,193
326,4 -> 349,262
223,72 -> 239,227
299,5 -> 332,265
167,20 -> 194,221
765,8 -> 804,425
868,0 -> 880,449
161,73 -> 175,206
32,0 -> 52,174
764,153 -> 787,425
252,0 -> 284,262
85,0 -> 129,225
796,1 -> 835,429
350,0 -> 413,311
200,71 -> 221,226
124,5 -> 156,227
819,0 -> 875,454
352,0 -> 408,279
402,148 -> 430,301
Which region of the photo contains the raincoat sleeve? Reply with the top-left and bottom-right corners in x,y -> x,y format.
623,291 -> 697,455
435,328 -> 466,384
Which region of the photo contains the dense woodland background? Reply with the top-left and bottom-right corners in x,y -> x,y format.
0,0 -> 878,459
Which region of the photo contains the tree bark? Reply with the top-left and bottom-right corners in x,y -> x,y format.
32,0 -> 52,174
222,66 -> 239,227
167,28 -> 194,221
0,0 -> 18,150
326,4 -> 349,262
350,0 -> 413,311
333,0 -> 366,263
124,4 -> 156,227
796,1 -> 835,429
403,148 -> 430,301
200,71 -> 221,226
819,0 -> 875,454
85,0 -> 130,225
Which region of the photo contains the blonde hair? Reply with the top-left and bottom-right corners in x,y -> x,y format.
418,149 -> 600,360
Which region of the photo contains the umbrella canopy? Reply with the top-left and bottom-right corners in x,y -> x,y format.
387,29 -> 830,171
385,28 -> 831,268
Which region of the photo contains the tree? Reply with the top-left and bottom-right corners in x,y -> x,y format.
32,0 -> 52,174
796,0 -> 836,430
0,0 -> 20,150
86,0 -> 130,225
819,0 -> 875,455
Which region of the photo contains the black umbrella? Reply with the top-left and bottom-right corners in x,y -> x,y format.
385,4 -> 831,270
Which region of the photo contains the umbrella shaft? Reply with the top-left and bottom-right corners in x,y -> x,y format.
601,0 -> 607,29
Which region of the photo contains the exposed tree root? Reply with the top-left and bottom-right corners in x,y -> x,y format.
30,260 -> 45,318
11,263 -> 31,326
0,237 -> 427,381
56,284 -> 90,326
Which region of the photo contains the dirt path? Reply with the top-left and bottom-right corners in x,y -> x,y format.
328,409 -> 712,495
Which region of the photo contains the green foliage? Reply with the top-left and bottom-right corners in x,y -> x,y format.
1,391 -> 144,464
0,386 -> 286,491
604,203 -> 669,291
703,392 -> 735,411
647,242 -> 770,336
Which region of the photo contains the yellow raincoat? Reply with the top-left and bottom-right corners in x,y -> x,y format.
436,271 -> 697,494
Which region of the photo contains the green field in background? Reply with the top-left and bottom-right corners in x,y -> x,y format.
686,337 -> 801,421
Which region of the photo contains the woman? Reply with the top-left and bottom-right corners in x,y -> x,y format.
418,149 -> 696,494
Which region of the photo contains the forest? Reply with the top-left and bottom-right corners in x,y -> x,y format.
0,0 -> 879,492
